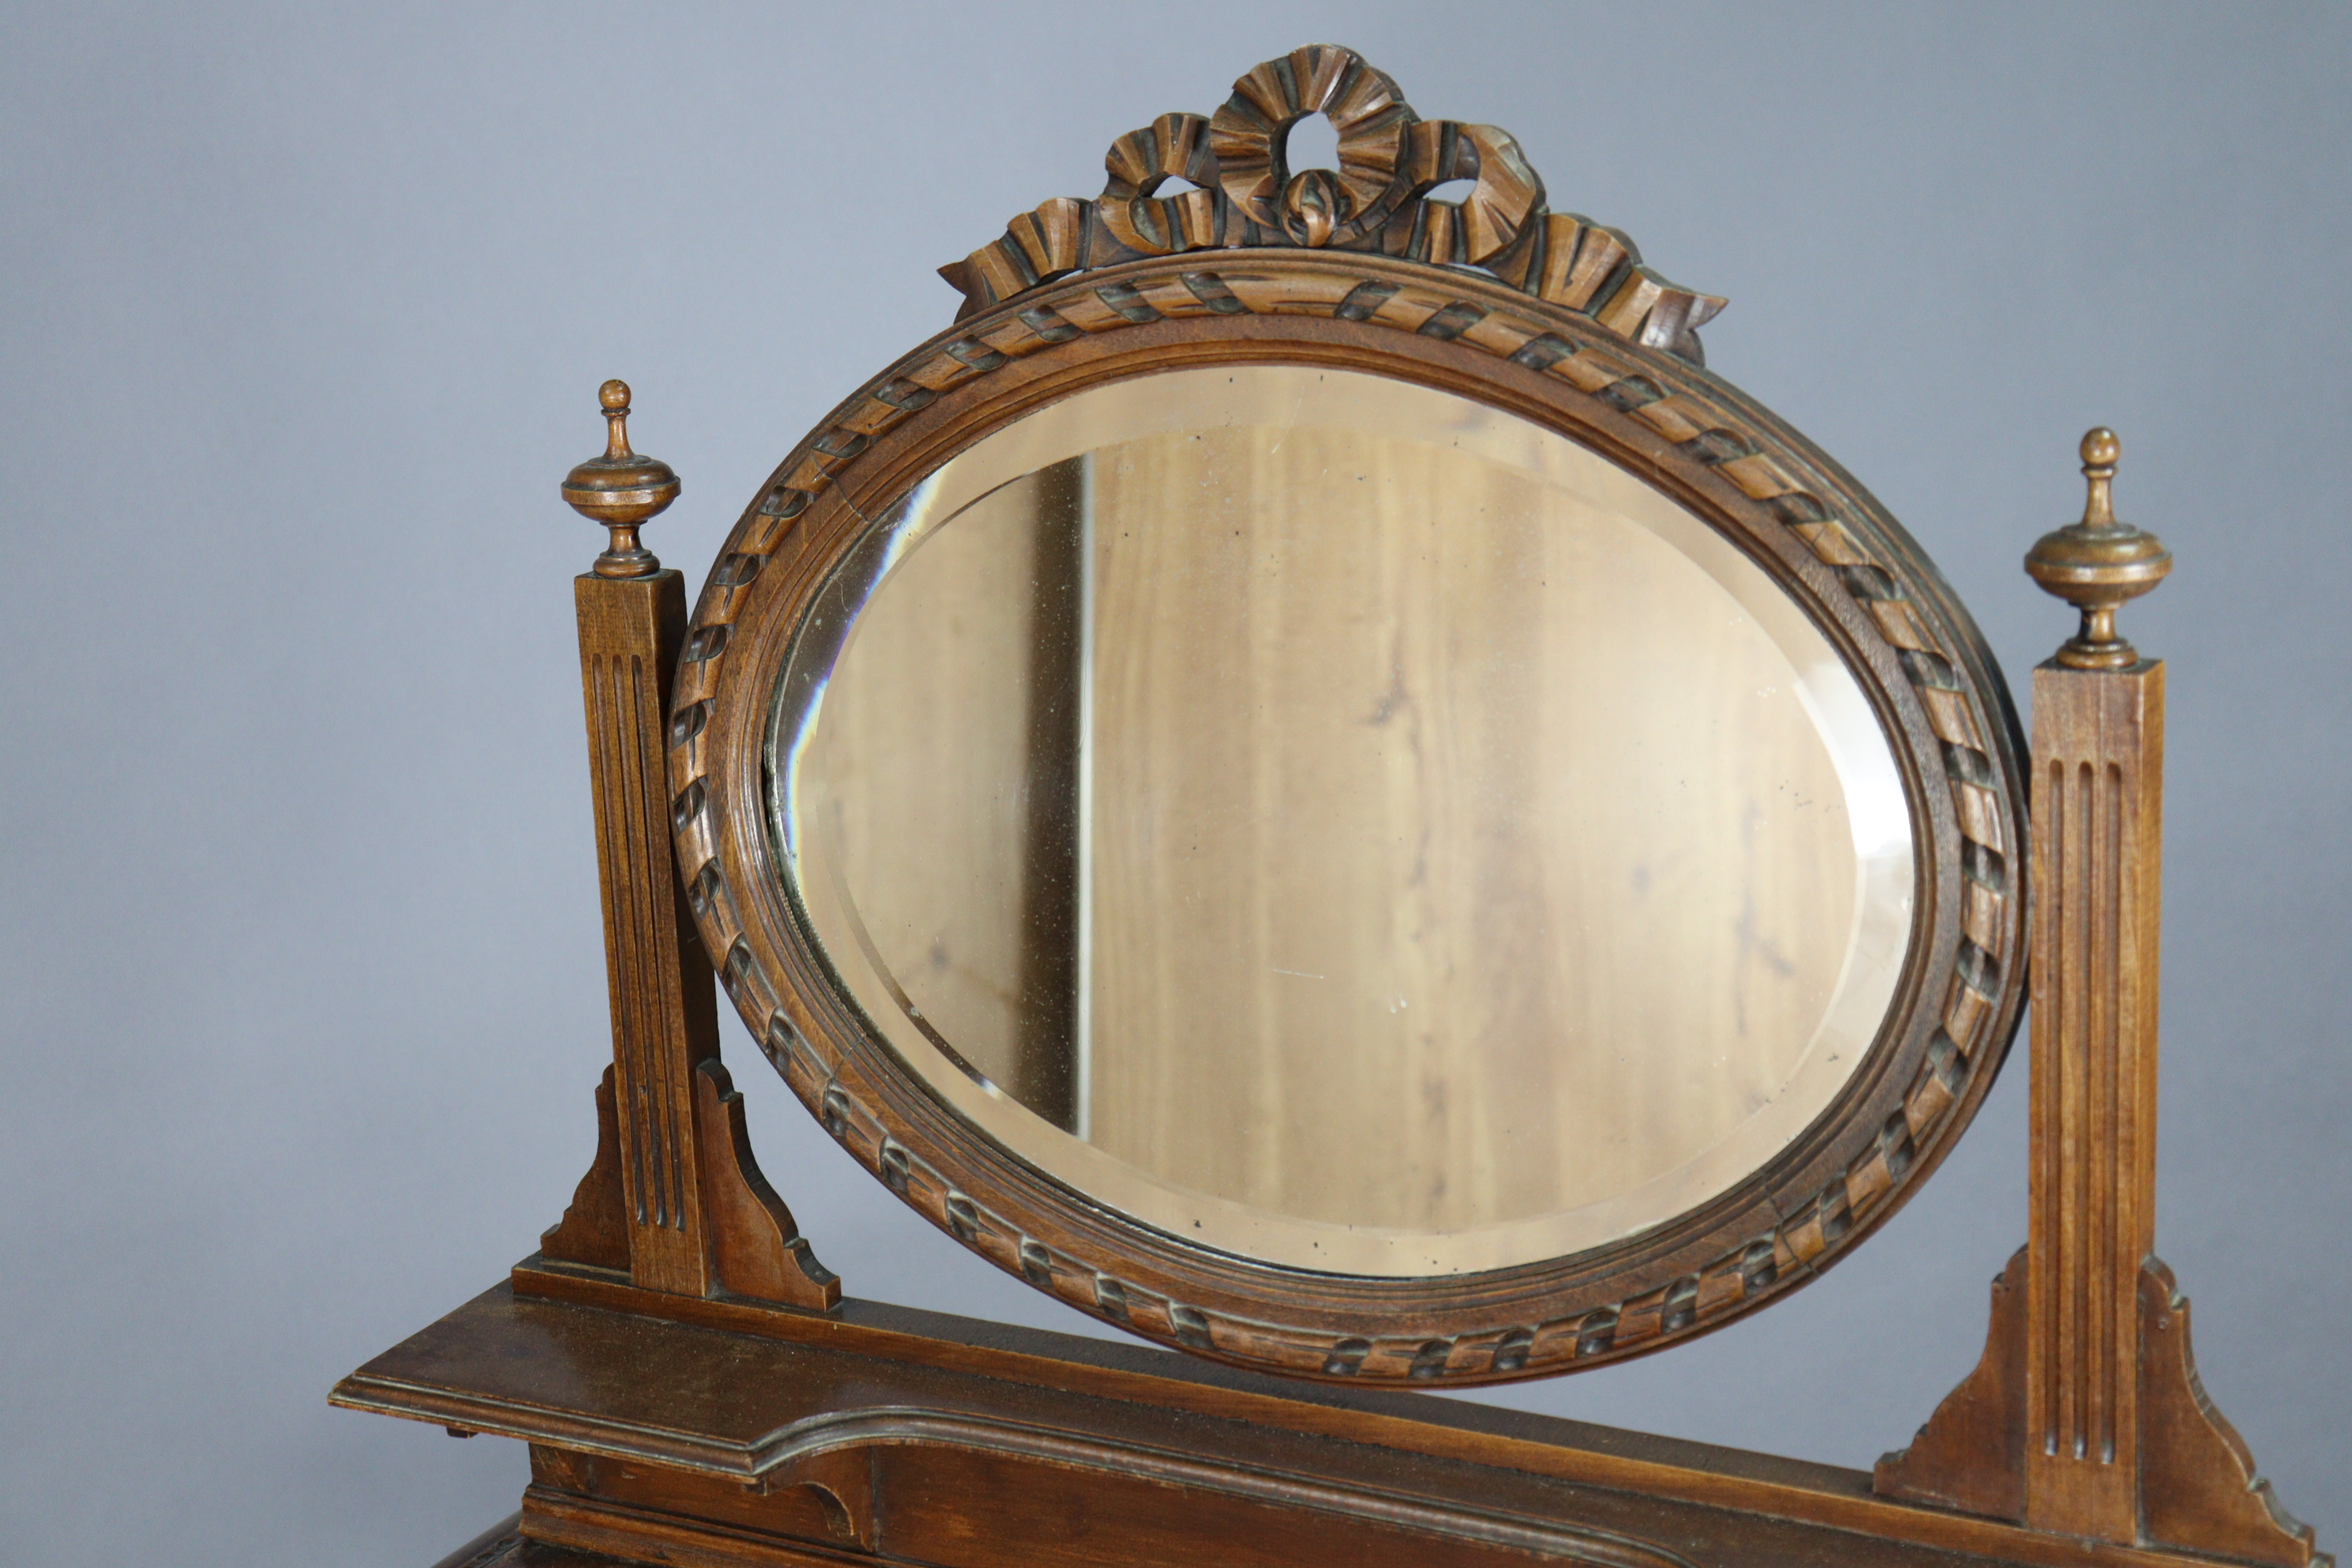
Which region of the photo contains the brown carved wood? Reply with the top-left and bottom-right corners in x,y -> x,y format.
2027,656 -> 2165,1538
1878,1246 -> 2031,1521
1874,435 -> 2318,1567
339,1281 -> 2315,1568
537,1066 -> 628,1271
2137,1261 -> 2320,1560
546,381 -> 836,1311
668,243 -> 2031,1385
329,51 -> 2328,1568
695,1059 -> 841,1311
938,44 -> 1725,366
574,564 -> 724,1293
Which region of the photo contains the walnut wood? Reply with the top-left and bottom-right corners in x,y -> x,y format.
2139,1261 -> 2320,1561
1875,439 -> 2318,1566
560,395 -> 836,1309
763,1443 -> 877,1552
1875,1247 -> 2029,1521
537,1066 -> 628,1270
670,246 -> 2031,1383
563,380 -> 681,580
331,55 -> 2320,1568
2023,431 -> 2172,671
940,46 -> 1725,366
2026,657 -> 2165,1539
574,567 -> 722,1294
335,1281 -> 2312,1568
695,1059 -> 840,1311
1877,1256 -> 2320,1566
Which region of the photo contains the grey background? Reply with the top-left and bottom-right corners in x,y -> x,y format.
4,4 -> 2346,1563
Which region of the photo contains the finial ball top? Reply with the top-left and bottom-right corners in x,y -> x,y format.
2026,424 -> 2169,669
563,376 -> 678,579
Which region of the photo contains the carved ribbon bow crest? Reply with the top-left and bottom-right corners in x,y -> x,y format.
940,44 -> 1725,363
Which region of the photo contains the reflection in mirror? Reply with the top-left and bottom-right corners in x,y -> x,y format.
773,367 -> 1914,1276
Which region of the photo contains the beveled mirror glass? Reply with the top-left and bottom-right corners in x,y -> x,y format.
671,89 -> 2028,1377
775,365 -> 1913,1276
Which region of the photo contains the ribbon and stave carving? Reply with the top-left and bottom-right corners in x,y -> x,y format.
940,44 -> 1725,364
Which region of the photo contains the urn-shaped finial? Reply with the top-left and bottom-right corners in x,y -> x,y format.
561,379 -> 680,579
2025,428 -> 2172,669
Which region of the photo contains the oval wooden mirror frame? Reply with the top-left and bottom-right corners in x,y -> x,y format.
667,47 -> 2030,1385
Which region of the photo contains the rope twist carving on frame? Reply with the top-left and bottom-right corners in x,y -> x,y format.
666,240 -> 2023,1382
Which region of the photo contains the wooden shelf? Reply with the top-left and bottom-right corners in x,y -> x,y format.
338,1276 -> 2284,1568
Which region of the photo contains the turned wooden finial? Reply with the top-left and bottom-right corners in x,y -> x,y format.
2025,427 -> 2173,669
562,379 -> 680,579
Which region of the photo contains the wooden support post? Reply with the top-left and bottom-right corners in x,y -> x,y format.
532,380 -> 838,1312
575,559 -> 718,1293
1875,432 -> 2315,1566
2026,646 -> 2162,1537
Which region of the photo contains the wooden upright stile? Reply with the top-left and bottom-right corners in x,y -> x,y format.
1878,431 -> 2316,1567
530,379 -> 838,1312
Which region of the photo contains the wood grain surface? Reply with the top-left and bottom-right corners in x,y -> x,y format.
1875,435 -> 2320,1565
339,1280 -> 2310,1568
670,248 -> 2029,1381
938,44 -> 1724,367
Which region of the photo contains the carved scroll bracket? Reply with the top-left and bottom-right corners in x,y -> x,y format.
940,44 -> 1725,364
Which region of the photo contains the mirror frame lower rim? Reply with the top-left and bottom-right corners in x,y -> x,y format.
669,248 -> 2029,1385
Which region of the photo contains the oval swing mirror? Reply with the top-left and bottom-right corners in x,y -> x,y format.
671,46 -> 2028,1383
